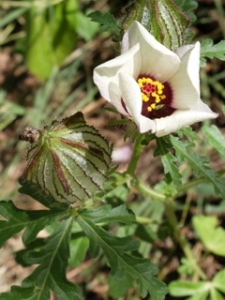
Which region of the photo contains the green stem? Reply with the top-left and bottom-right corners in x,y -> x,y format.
165,202 -> 207,280
127,134 -> 144,176
132,176 -> 166,202
136,216 -> 160,225
177,169 -> 225,196
134,176 -> 206,279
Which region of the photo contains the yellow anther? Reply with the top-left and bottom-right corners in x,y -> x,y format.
138,76 -> 167,112
141,93 -> 149,102
151,103 -> 156,109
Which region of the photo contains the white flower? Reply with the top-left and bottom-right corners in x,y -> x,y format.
94,21 -> 217,137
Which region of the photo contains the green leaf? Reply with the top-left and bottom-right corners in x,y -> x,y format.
0,217 -> 83,300
170,136 -> 225,198
69,236 -> 89,267
68,222 -> 89,267
109,273 -> 134,298
0,286 -> 47,300
178,127 -> 201,143
80,204 -> 136,224
78,214 -> 139,259
88,11 -> 120,40
156,137 -> 181,187
0,201 -> 69,247
169,281 -> 209,297
76,12 -> 99,41
187,292 -> 209,300
210,289 -> 224,300
178,257 -> 195,276
77,214 -> 168,299
202,125 -> 225,160
212,268 -> 225,293
24,0 -> 78,79
193,215 -> 225,256
201,39 -> 225,66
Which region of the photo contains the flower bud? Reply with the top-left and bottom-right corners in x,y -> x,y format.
19,112 -> 111,205
121,0 -> 191,50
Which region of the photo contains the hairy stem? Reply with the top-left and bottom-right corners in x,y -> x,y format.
127,134 -> 144,176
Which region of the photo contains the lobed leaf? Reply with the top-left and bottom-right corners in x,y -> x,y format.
201,39 -> 225,66
80,204 -> 136,224
155,137 -> 181,187
0,217 -> 83,300
77,213 -> 168,299
193,215 -> 225,256
88,11 -> 120,40
202,124 -> 225,160
0,201 -> 69,247
108,273 -> 134,298
170,136 -> 225,198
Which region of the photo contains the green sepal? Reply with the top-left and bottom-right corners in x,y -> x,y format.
120,0 -> 192,50
20,112 -> 112,205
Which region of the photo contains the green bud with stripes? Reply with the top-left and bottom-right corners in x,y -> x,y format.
121,0 -> 192,50
19,112 -> 111,205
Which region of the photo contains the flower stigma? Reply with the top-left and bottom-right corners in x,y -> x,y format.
137,75 -> 175,119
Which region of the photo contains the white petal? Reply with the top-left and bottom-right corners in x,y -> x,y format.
118,73 -> 142,116
137,115 -> 157,133
155,107 -> 218,137
118,73 -> 156,133
169,42 -> 201,109
175,44 -> 197,60
93,44 -> 141,102
122,21 -> 180,82
107,81 -> 129,116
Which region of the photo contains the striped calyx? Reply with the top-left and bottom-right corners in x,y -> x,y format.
121,0 -> 190,50
19,112 -> 111,205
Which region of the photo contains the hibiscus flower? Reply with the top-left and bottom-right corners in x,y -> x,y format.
94,21 -> 217,137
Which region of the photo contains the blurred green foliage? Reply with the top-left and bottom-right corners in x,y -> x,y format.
0,0 -> 225,299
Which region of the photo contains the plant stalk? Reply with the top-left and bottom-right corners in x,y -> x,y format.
165,202 -> 207,280
127,134 -> 144,176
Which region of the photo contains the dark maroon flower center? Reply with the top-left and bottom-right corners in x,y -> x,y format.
121,75 -> 175,119
138,75 -> 175,119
